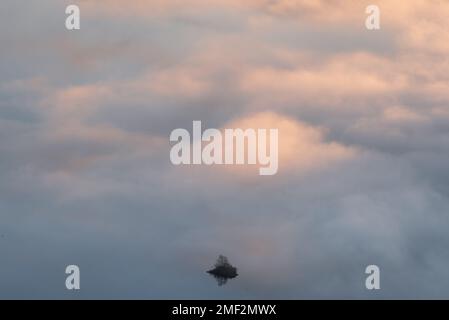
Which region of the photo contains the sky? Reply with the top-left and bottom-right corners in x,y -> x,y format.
1,0 -> 449,299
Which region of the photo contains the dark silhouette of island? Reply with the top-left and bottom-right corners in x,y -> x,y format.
207,255 -> 238,286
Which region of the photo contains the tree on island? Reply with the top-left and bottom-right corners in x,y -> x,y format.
207,255 -> 238,286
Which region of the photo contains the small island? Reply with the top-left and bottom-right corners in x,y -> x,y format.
207,255 -> 238,286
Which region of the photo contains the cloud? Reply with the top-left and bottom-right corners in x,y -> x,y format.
223,112 -> 356,175
240,52 -> 408,110
1,0 -> 449,299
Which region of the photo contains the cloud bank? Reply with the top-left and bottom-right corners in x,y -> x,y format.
1,0 -> 449,298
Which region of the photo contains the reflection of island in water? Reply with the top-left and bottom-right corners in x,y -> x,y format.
207,255 -> 238,286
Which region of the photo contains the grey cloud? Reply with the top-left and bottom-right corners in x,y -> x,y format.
1,0 -> 449,299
